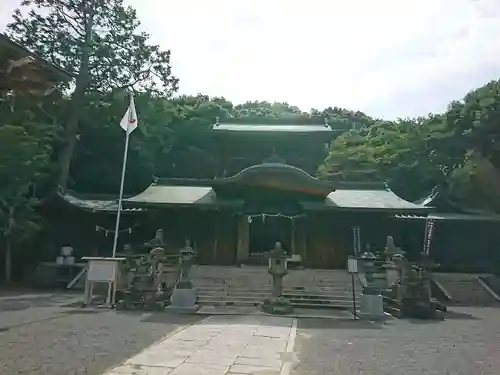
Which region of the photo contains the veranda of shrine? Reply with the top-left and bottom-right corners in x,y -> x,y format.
52,121 -> 500,273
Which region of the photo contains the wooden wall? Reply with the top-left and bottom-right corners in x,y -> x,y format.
153,209 -> 237,266
301,211 -> 392,269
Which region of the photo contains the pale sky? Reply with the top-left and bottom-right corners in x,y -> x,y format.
1,0 -> 500,119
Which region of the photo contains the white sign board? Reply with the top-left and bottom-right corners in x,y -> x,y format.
87,260 -> 117,282
347,257 -> 359,274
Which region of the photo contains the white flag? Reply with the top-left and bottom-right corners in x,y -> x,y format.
119,94 -> 138,134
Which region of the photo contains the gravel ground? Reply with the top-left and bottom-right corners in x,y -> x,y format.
0,293 -> 203,375
292,307 -> 500,375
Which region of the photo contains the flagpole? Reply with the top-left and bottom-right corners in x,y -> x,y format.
111,93 -> 133,258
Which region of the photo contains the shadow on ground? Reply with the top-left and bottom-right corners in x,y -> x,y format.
0,292 -> 80,311
443,309 -> 481,320
298,317 -> 384,330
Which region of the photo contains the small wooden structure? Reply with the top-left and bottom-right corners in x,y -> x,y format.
81,257 -> 125,307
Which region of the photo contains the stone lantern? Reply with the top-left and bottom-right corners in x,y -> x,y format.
262,242 -> 293,314
358,250 -> 388,321
178,239 -> 196,288
268,241 -> 288,295
383,236 -> 405,288
167,239 -> 199,313
360,251 -> 378,294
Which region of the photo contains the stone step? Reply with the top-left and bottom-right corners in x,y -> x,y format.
191,266 -> 363,310
196,297 -> 355,309
195,283 -> 360,289
292,300 -> 354,308
197,301 -> 261,307
198,293 -> 358,303
195,284 -> 360,291
198,291 -> 357,300
199,292 -> 356,300
285,295 -> 355,300
196,290 -> 358,299
224,289 -> 356,296
384,305 -> 402,318
199,295 -> 268,301
436,277 -> 497,305
224,287 -> 358,293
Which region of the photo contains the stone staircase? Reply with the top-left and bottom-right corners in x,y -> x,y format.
434,273 -> 498,306
191,265 -> 361,309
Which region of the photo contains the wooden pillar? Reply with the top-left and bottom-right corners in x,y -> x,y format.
212,218 -> 219,264
236,215 -> 249,262
294,217 -> 307,263
291,218 -> 296,254
302,218 -> 308,264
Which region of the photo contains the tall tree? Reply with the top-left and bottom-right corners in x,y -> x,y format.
0,123 -> 53,282
7,0 -> 179,189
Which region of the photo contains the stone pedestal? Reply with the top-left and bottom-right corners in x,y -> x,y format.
384,262 -> 399,287
166,287 -> 200,314
358,293 -> 390,321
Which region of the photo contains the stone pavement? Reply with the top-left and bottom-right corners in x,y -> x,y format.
291,306 -> 500,375
106,315 -> 297,375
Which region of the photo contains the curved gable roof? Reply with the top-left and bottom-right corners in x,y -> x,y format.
213,163 -> 335,196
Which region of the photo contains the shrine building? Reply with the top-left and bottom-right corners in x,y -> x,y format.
56,122 -> 436,269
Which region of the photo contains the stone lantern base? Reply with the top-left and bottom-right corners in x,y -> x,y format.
358,293 -> 391,321
261,297 -> 293,315
166,286 -> 200,314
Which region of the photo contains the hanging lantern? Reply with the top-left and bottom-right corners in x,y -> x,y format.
247,216 -> 252,224
95,225 -> 99,232
128,227 -> 132,234
262,214 -> 266,223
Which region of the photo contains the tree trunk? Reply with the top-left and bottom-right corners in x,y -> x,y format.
57,0 -> 96,189
5,238 -> 12,283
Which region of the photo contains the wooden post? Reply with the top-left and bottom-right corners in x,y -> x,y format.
236,215 -> 249,262
291,218 -> 296,255
302,222 -> 307,264
213,216 -> 219,264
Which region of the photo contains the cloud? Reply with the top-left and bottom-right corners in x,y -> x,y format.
2,0 -> 500,119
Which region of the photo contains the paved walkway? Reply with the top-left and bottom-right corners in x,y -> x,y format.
106,315 -> 297,375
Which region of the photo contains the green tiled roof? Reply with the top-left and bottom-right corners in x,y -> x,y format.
212,123 -> 334,133
326,188 -> 428,210
125,185 -> 216,206
58,192 -> 143,212
61,183 -> 429,212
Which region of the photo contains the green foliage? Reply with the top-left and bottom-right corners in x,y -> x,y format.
0,121 -> 54,281
318,81 -> 500,203
319,118 -> 444,200
7,0 -> 180,189
8,0 -> 179,94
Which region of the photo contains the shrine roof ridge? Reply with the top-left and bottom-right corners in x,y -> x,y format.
328,181 -> 389,190
153,177 -> 214,187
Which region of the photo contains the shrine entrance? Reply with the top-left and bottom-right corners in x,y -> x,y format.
249,215 -> 292,255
